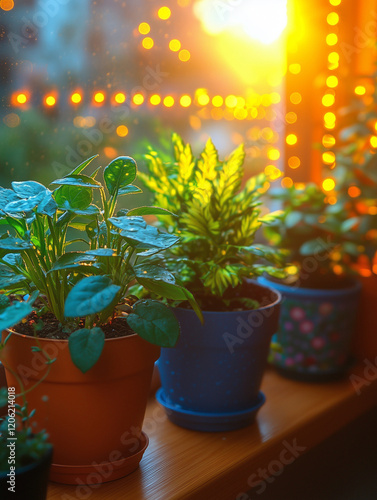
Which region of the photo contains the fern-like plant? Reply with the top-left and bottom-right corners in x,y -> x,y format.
138,134 -> 286,310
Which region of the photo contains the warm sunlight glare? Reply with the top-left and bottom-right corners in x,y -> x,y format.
194,0 -> 288,44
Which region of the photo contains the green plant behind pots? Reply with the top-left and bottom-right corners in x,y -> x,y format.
138,133 -> 286,310
0,155 -> 200,373
330,91 -> 377,268
0,297 -> 52,475
263,182 -> 360,287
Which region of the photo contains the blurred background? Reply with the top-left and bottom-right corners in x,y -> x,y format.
0,0 -> 376,197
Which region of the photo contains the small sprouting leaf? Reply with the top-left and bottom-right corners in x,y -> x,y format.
127,206 -> 177,217
0,301 -> 33,332
68,327 -> 105,373
104,156 -> 137,196
64,276 -> 121,317
65,155 -> 99,177
127,299 -> 180,347
11,181 -> 46,198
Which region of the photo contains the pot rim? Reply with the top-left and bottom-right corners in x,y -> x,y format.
258,275 -> 362,297
3,328 -> 140,344
174,281 -> 282,316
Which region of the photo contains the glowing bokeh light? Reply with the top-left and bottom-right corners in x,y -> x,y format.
322,178 -> 336,191
355,85 -> 366,96
158,6 -> 171,20
169,39 -> 181,52
286,134 -> 298,145
322,94 -> 335,107
285,112 -> 297,124
326,33 -> 338,46
288,156 -> 301,169
212,95 -> 223,107
290,92 -> 302,105
281,177 -> 293,188
114,93 -> 126,104
194,0 -> 288,45
45,95 -> 56,106
180,95 -> 192,107
326,75 -> 338,88
116,125 -> 129,137
289,63 -> 301,74
16,93 -> 27,104
71,93 -> 82,104
322,151 -> 336,164
370,136 -> 377,148
327,12 -> 339,25
348,186 -> 361,198
138,22 -> 150,35
133,94 -> 144,105
163,96 -> 175,107
322,134 -> 336,148
142,37 -> 154,49
94,92 -> 105,104
150,94 -> 161,105
178,49 -> 190,61
197,94 -> 210,106
0,0 -> 14,11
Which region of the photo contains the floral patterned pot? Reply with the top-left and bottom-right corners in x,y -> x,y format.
258,276 -> 362,381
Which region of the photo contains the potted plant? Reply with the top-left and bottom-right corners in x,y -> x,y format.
0,155 -> 199,483
261,182 -> 362,381
0,296 -> 53,500
137,133 -> 284,431
331,94 -> 377,360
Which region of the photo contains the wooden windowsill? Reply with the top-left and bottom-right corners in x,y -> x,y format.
47,363 -> 377,500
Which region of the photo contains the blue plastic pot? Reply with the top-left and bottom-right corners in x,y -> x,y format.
258,276 -> 362,381
157,281 -> 281,431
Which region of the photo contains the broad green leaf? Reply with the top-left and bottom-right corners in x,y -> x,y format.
0,387 -> 8,407
68,327 -> 105,373
0,275 -> 27,289
104,156 -> 137,196
5,192 -> 46,213
2,253 -> 23,266
49,252 -> 97,272
51,174 -> 102,189
0,187 -> 20,206
285,211 -> 303,228
134,264 -> 176,283
37,192 -> 58,218
0,301 -> 33,332
258,210 -> 284,226
121,225 -> 179,251
68,205 -> 100,216
64,276 -> 121,317
127,206 -> 177,217
11,181 -> 46,198
65,155 -> 99,177
300,239 -> 334,256
54,185 -> 92,211
118,185 -> 142,196
109,215 -> 146,232
127,299 -> 180,347
85,248 -> 117,257
0,237 -> 33,251
341,217 -> 360,233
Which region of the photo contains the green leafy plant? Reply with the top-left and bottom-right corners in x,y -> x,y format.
0,155 -> 199,372
0,298 -> 52,471
264,182 -> 360,287
138,133 -> 286,310
330,90 -> 377,267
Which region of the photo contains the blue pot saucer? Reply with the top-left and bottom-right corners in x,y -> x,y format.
155,389 -> 266,432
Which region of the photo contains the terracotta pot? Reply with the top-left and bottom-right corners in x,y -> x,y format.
1,331 -> 160,484
352,271 -> 377,361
